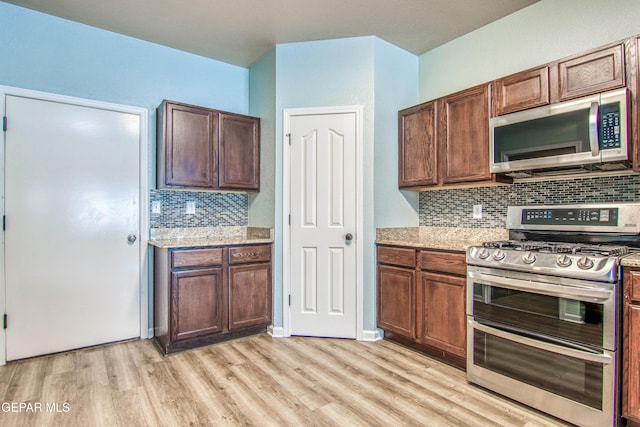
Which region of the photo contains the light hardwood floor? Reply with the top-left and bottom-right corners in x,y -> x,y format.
0,334 -> 570,426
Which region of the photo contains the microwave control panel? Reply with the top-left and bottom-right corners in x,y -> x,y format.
600,103 -> 621,149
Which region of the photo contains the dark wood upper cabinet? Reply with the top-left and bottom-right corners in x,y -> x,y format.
492,42 -> 626,116
398,101 -> 437,188
157,100 -> 260,192
493,66 -> 550,116
438,84 -> 492,185
158,102 -> 218,189
558,43 -> 625,102
219,112 -> 260,191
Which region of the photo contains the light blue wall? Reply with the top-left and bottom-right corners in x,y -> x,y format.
0,2 -> 250,332
272,37 -> 375,330
268,36 -> 417,331
373,38 -> 419,228
0,3 -> 248,112
248,48 -> 276,227
0,2 -> 249,170
419,0 -> 640,101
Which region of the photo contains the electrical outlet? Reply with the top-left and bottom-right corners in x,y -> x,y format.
151,201 -> 161,214
473,204 -> 482,219
186,201 -> 196,215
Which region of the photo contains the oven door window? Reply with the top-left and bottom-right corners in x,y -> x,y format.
472,283 -> 604,347
474,329 -> 604,410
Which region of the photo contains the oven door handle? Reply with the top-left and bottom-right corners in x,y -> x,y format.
468,271 -> 613,302
469,319 -> 613,365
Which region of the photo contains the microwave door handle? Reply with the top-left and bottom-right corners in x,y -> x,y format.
589,101 -> 600,156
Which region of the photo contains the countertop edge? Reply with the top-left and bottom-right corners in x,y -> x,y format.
149,238 -> 274,249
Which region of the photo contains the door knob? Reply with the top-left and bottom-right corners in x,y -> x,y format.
345,233 -> 353,241
127,234 -> 137,243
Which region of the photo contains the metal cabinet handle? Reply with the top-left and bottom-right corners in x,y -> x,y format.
589,101 -> 600,156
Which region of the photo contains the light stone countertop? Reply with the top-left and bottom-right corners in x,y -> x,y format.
376,226 -> 508,252
621,252 -> 640,268
149,226 -> 273,249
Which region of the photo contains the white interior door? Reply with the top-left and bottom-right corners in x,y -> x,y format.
289,110 -> 358,338
4,94 -> 141,361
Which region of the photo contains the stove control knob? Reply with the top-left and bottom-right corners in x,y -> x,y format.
477,248 -> 491,259
557,254 -> 572,268
522,251 -> 536,264
493,249 -> 506,261
577,256 -> 595,270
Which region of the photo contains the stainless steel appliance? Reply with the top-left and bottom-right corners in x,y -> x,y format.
466,203 -> 640,427
490,88 -> 629,177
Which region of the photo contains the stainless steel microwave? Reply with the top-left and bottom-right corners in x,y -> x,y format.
490,88 -> 629,176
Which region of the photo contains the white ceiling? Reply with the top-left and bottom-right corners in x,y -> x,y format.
4,0 -> 539,67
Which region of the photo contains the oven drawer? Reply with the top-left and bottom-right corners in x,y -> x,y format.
467,318 -> 617,427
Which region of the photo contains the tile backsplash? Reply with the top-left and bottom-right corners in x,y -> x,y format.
150,189 -> 248,228
419,173 -> 640,228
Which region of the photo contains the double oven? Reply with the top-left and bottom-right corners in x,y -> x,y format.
466,204 -> 640,427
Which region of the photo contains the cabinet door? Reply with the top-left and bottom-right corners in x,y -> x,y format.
624,268 -> 640,422
418,271 -> 465,357
558,43 -> 625,101
171,267 -> 223,340
624,303 -> 640,423
398,101 -> 437,188
493,67 -> 549,115
438,84 -> 491,184
229,263 -> 272,330
160,102 -> 218,189
377,264 -> 415,339
218,113 -> 260,191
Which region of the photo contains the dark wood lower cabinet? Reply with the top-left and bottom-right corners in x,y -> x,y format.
418,272 -> 465,358
377,264 -> 416,339
377,244 -> 466,369
229,263 -> 272,330
623,267 -> 640,424
171,268 -> 223,340
154,243 -> 272,354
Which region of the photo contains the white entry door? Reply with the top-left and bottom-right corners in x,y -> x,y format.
288,109 -> 359,338
4,94 -> 142,361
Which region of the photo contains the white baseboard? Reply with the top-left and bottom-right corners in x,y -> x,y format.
268,325 -> 286,338
360,328 -> 384,342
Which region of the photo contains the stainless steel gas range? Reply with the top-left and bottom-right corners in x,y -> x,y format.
466,203 -> 640,427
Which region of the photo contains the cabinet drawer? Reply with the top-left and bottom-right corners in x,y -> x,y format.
171,248 -> 224,269
420,250 -> 466,276
229,245 -> 271,265
630,271 -> 640,301
377,246 -> 416,268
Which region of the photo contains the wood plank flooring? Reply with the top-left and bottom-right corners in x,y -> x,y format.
0,334 -> 570,426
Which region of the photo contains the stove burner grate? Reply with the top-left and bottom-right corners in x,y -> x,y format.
481,240 -> 630,257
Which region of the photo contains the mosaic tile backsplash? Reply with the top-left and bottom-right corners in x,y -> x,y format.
419,173 -> 640,229
150,190 -> 248,228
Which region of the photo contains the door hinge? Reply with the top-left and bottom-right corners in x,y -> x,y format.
288,295 -> 291,306
286,133 -> 291,145
288,214 -> 291,225
3,216 -> 5,231
3,314 -> 6,330
2,116 -> 6,132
